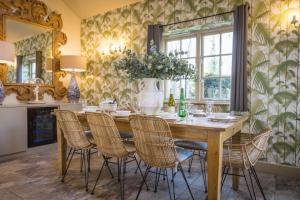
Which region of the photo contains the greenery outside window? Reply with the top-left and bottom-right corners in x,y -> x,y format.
163,27 -> 233,102
22,59 -> 36,83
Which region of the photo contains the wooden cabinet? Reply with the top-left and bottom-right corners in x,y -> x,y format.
0,103 -> 82,156
0,107 -> 27,156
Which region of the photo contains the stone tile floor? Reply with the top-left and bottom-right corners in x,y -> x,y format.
0,144 -> 299,200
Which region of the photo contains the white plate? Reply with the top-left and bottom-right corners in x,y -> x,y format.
111,112 -> 131,118
207,115 -> 237,122
158,112 -> 177,121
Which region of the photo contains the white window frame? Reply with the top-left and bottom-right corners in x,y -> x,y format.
162,26 -> 233,102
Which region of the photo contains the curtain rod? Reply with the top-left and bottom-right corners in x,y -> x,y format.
161,10 -> 234,27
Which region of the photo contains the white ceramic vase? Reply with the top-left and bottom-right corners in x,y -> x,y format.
138,78 -> 163,115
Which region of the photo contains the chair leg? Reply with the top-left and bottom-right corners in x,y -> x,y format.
88,149 -> 91,172
61,148 -> 75,182
199,155 -> 207,193
154,168 -> 160,192
242,169 -> 254,200
178,164 -> 195,200
165,169 -> 173,200
103,155 -> 114,179
221,166 -> 229,190
91,161 -> 105,195
135,166 -> 151,200
135,159 -> 142,174
80,149 -> 83,172
188,150 -> 195,173
171,168 -> 176,200
119,158 -> 125,200
133,156 -> 149,190
117,158 -> 120,182
251,166 -> 267,200
83,149 -> 89,191
123,158 -> 126,200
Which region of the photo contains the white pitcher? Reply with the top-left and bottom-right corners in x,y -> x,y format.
138,78 -> 163,115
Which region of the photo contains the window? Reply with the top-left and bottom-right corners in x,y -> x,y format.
165,38 -> 196,99
164,28 -> 233,101
22,60 -> 36,83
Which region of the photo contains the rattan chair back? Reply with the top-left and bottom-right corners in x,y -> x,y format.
56,110 -> 91,149
86,112 -> 128,158
129,115 -> 178,168
223,129 -> 271,169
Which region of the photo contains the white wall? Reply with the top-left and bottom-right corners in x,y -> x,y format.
41,0 -> 81,55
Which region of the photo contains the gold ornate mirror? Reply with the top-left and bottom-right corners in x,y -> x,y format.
0,0 -> 67,101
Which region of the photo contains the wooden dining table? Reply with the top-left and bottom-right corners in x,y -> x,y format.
55,111 -> 248,200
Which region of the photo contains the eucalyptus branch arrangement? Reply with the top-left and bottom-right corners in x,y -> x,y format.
113,41 -> 196,81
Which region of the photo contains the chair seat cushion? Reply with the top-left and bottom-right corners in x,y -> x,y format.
120,132 -> 133,140
176,147 -> 193,162
175,140 -> 208,151
84,130 -> 95,145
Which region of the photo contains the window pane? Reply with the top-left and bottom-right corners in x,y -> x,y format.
203,56 -> 219,77
221,32 -> 233,54
203,78 -> 220,99
167,40 -> 180,54
221,55 -> 232,76
184,59 -> 196,99
186,79 -> 196,99
169,80 -> 181,99
203,34 -> 220,56
182,38 -> 196,58
186,58 -> 196,70
221,78 -> 231,99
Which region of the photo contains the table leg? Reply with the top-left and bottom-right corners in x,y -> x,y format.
231,132 -> 241,191
207,132 -> 223,200
57,120 -> 67,176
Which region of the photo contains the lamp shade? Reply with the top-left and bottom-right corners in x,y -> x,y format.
0,40 -> 14,64
60,55 -> 86,72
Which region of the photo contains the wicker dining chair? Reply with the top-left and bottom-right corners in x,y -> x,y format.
129,115 -> 195,200
221,129 -> 272,200
56,110 -> 94,191
86,112 -> 145,200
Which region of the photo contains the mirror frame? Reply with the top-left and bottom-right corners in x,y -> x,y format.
0,0 -> 67,101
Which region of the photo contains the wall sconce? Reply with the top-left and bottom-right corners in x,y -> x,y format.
97,39 -> 126,55
291,15 -> 299,26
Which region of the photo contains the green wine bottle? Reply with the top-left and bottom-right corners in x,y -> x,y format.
178,88 -> 186,118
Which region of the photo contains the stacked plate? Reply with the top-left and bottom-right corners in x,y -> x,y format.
158,112 -> 178,122
111,110 -> 131,118
207,113 -> 238,123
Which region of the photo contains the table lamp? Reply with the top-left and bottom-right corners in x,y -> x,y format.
0,40 -> 14,105
60,55 -> 86,103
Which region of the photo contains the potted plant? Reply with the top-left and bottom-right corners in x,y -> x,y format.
113,41 -> 195,115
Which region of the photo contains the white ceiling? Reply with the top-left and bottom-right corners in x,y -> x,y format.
62,0 -> 141,19
6,18 -> 50,43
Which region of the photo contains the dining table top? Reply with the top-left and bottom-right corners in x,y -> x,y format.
73,110 -> 249,132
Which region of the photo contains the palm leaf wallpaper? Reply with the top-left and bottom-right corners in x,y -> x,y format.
80,0 -> 300,167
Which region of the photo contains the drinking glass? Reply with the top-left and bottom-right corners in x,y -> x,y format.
186,100 -> 194,122
206,100 -> 214,116
80,99 -> 87,109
